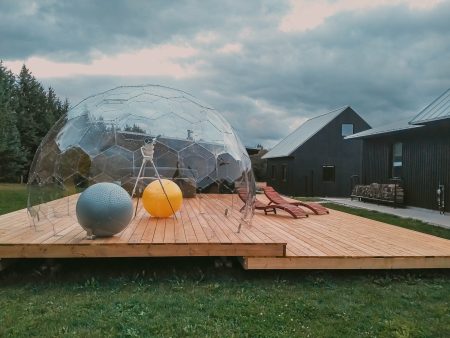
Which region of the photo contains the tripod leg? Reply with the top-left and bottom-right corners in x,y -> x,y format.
150,160 -> 178,220
132,160 -> 147,218
134,193 -> 140,218
131,160 -> 146,199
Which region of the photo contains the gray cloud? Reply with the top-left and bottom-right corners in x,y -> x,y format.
196,2 -> 450,127
0,0 -> 288,61
4,1 -> 450,148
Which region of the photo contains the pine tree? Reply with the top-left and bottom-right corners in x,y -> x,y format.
15,65 -> 41,165
250,148 -> 268,181
0,63 -> 70,181
45,88 -> 68,126
58,98 -> 70,120
45,86 -> 57,130
0,63 -> 26,181
15,65 -> 69,178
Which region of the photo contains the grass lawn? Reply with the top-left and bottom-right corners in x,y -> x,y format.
1,259 -> 450,337
0,183 -> 27,215
0,185 -> 449,336
294,196 -> 324,202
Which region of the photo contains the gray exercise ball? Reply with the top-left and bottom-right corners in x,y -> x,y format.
76,182 -> 133,237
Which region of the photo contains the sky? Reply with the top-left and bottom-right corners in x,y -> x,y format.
1,0 -> 449,147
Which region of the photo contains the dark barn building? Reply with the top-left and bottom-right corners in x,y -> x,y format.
262,106 -> 371,197
348,88 -> 450,211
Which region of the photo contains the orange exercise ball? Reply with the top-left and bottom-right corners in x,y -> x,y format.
142,179 -> 183,218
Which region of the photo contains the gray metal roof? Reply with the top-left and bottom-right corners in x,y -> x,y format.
345,118 -> 423,139
410,88 -> 450,124
262,106 -> 349,159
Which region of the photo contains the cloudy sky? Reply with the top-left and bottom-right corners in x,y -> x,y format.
1,0 -> 449,147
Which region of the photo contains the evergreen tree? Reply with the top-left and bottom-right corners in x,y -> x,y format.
0,63 -> 69,181
15,65 -> 69,178
15,65 -> 41,165
0,63 -> 26,181
250,147 -> 268,181
46,88 -> 67,125
45,87 -> 58,130
124,123 -> 146,133
59,98 -> 70,119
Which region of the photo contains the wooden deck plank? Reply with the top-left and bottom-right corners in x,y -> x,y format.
30,218 -> 79,244
1,194 -> 449,269
295,216 -> 416,256
211,195 -> 278,244
128,212 -> 150,244
53,227 -> 86,244
164,216 -> 176,244
178,202 -> 199,243
314,211 -> 449,255
183,197 -> 214,243
249,214 -> 328,256
140,215 -> 158,243
152,217 -> 167,243
200,196 -> 247,243
335,212 -> 450,252
243,256 -> 450,270
42,223 -> 81,244
0,243 -> 284,258
173,216 -> 187,244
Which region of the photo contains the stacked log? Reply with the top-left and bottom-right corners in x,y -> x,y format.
352,183 -> 404,204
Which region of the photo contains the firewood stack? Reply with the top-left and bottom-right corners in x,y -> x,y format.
352,183 -> 404,204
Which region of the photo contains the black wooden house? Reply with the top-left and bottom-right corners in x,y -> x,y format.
262,106 -> 371,197
347,88 -> 450,211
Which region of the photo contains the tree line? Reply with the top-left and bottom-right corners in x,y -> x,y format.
0,62 -> 69,182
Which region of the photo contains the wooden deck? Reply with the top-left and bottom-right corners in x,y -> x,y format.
1,194 -> 450,269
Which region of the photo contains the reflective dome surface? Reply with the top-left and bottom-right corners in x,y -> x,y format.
27,85 -> 255,226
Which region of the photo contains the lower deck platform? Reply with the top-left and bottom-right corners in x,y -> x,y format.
1,194 -> 450,269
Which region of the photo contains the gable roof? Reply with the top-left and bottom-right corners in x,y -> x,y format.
345,118 -> 423,139
262,106 -> 349,159
346,88 -> 450,140
410,88 -> 450,124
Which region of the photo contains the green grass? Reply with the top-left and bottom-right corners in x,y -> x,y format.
294,196 -> 324,202
0,183 -> 27,215
0,183 -> 75,216
324,202 -> 450,240
1,259 -> 450,337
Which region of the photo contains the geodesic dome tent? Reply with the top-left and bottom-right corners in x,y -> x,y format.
27,85 -> 256,227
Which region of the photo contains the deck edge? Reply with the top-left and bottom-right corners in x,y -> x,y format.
0,242 -> 286,258
243,256 -> 450,270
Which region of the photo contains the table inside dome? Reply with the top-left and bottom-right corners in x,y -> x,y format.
1,194 -> 450,270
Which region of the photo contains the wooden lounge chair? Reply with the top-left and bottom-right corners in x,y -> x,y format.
263,186 -> 329,215
237,188 -> 308,219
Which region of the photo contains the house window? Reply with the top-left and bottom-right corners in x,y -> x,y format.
271,165 -> 276,179
281,165 -> 287,181
341,123 -> 354,136
323,165 -> 335,182
392,142 -> 403,178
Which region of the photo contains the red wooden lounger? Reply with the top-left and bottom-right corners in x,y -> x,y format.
263,186 -> 329,215
237,188 -> 308,219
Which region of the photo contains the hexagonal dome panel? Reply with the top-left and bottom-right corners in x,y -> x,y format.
27,85 -> 255,226
179,143 -> 216,182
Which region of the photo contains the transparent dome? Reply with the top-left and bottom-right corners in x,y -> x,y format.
27,85 -> 256,229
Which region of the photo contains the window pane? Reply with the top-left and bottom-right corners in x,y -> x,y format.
342,124 -> 354,136
393,142 -> 402,163
271,165 -> 276,179
323,165 -> 335,182
281,165 -> 287,181
392,142 -> 403,178
392,165 -> 402,178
